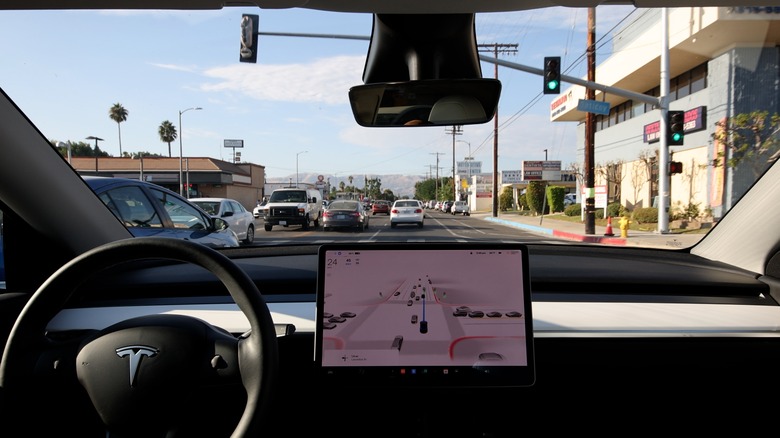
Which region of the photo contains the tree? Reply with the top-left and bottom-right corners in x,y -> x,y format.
158,120 -> 178,157
499,186 -> 514,211
712,110 -> 780,179
526,181 -> 547,215
109,103 -> 129,156
414,178 -> 439,201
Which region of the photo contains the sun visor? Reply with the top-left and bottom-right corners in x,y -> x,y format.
362,14 -> 482,84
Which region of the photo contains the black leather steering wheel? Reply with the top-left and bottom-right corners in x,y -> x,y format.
0,237 -> 279,437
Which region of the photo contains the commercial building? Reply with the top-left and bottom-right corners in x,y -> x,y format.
70,156 -> 265,211
551,7 -> 780,220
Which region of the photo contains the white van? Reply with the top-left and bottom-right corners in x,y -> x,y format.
262,188 -> 323,231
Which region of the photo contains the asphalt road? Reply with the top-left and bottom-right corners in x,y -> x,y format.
247,209 -> 559,245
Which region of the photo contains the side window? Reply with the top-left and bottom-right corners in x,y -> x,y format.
230,201 -> 244,213
150,188 -> 209,230
98,186 -> 162,228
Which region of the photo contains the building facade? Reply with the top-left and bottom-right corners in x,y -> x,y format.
70,156 -> 266,211
551,7 -> 780,220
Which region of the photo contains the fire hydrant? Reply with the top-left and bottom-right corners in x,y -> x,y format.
619,215 -> 631,238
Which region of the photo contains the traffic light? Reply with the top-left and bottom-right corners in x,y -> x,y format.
239,14 -> 259,63
669,161 -> 683,174
543,56 -> 561,94
667,110 -> 684,146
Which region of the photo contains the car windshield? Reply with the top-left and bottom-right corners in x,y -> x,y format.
0,5 -> 777,256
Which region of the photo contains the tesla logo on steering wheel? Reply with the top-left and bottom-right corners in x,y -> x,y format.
116,345 -> 159,387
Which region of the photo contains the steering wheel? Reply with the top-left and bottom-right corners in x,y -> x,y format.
0,237 -> 279,437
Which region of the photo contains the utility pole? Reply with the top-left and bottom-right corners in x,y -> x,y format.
430,152 -> 445,201
478,43 -> 518,217
584,8 -> 596,235
445,125 -> 462,201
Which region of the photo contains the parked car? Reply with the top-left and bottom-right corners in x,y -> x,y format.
3,2 -> 780,437
390,199 -> 425,228
190,197 -> 255,244
371,200 -> 390,215
322,199 -> 369,232
82,176 -> 240,248
441,200 -> 454,213
564,193 -> 577,206
451,200 -> 470,215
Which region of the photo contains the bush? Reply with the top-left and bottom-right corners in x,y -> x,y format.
546,185 -> 566,213
564,203 -> 581,216
606,202 -> 625,218
633,207 -> 658,223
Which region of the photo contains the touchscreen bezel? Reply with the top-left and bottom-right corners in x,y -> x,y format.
315,242 -> 535,388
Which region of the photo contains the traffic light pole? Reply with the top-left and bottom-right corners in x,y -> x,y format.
658,9 -> 671,234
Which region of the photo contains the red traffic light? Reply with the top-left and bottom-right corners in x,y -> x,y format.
669,161 -> 683,174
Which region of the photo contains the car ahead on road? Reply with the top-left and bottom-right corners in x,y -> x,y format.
322,199 -> 370,232
190,197 -> 255,245
263,187 -> 322,231
252,198 -> 268,218
3,2 -> 780,438
82,176 -> 240,248
371,200 -> 390,215
451,200 -> 470,215
390,199 -> 424,228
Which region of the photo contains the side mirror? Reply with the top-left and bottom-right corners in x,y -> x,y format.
213,217 -> 230,231
311,197 -> 318,204
349,78 -> 501,127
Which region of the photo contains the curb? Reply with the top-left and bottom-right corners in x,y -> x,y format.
484,215 -> 627,246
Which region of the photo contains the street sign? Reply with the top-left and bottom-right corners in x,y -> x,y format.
577,99 -> 610,115
224,139 -> 244,148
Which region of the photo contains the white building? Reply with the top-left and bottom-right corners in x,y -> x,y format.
551,7 -> 780,220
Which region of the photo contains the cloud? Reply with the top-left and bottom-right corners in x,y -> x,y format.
199,55 -> 365,105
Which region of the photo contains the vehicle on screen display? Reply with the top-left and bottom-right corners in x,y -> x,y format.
322,199 -> 369,231
190,197 -> 255,244
2,1 -> 780,437
83,176 -> 240,248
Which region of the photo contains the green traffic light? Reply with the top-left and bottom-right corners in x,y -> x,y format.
547,80 -> 559,91
672,132 -> 683,142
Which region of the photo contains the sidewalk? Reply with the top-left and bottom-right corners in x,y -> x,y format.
472,211 -> 703,249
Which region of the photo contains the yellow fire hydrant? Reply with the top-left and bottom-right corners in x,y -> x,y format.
619,215 -> 631,238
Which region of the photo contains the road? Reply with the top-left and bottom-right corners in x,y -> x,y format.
247,209 -> 566,245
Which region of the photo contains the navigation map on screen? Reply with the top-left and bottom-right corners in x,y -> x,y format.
315,243 -> 535,387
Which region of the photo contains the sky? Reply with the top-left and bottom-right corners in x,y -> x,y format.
0,5 -> 637,182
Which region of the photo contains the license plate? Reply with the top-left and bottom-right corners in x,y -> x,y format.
279,220 -> 287,225
337,215 -> 346,219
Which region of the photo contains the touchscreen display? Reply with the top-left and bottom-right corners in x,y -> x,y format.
315,243 -> 535,387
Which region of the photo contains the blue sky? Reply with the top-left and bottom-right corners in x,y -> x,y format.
0,6 -> 636,181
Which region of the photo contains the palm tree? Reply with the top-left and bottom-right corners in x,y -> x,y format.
348,175 -> 353,186
158,120 -> 178,157
108,103 -> 129,156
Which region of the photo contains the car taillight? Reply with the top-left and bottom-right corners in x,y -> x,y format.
415,208 -> 422,213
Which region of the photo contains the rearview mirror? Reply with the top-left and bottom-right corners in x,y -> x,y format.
349,79 -> 501,127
